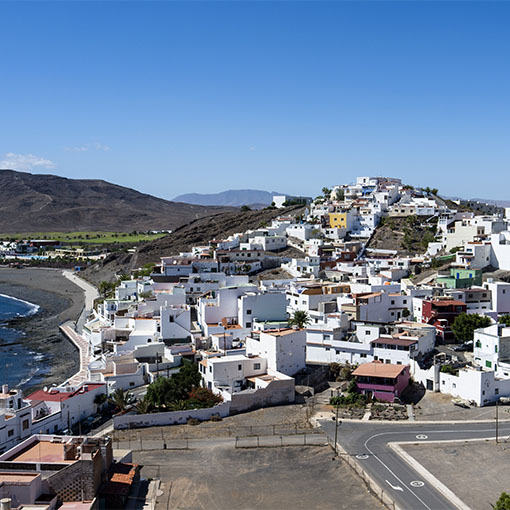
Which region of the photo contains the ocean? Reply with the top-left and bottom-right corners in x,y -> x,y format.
0,293 -> 49,390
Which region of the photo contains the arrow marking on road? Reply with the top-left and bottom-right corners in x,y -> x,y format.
410,481 -> 425,488
416,434 -> 428,440
356,454 -> 369,460
386,480 -> 404,492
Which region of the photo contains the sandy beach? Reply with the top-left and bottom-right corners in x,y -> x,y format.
0,267 -> 88,391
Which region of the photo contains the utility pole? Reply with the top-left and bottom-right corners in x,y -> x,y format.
334,389 -> 341,454
496,398 -> 499,444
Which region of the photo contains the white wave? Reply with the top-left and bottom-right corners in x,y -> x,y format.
0,293 -> 40,316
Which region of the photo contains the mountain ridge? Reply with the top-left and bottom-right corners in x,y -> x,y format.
0,169 -> 233,233
173,189 -> 283,207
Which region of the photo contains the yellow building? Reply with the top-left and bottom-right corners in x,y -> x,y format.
328,212 -> 348,228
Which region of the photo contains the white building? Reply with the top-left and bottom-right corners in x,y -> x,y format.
246,328 -> 306,376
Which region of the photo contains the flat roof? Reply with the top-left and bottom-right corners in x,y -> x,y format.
0,472 -> 40,483
352,362 -> 407,378
263,328 -> 299,337
370,337 -> 417,347
6,441 -> 75,464
27,383 -> 105,402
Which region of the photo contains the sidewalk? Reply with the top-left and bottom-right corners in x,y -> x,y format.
60,322 -> 92,386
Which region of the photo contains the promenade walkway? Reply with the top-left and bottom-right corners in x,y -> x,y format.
60,322 -> 92,387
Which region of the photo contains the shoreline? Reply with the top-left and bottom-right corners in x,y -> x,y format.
0,267 -> 87,392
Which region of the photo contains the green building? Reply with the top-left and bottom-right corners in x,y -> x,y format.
437,268 -> 483,289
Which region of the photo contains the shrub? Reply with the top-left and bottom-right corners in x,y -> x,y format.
187,417 -> 201,426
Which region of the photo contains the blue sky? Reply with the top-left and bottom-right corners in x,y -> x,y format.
1,1 -> 509,201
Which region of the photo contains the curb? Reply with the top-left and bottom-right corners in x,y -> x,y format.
389,442 -> 471,510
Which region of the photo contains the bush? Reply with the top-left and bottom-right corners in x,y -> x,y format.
187,417 -> 201,426
494,492 -> 510,510
210,413 -> 223,422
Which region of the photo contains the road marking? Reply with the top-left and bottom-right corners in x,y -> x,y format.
416,434 -> 428,440
410,481 -> 425,488
356,454 -> 369,459
385,480 -> 404,492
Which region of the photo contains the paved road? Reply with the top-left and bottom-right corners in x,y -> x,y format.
320,419 -> 510,510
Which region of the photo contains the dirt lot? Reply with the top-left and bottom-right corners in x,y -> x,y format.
413,391 -> 508,421
137,446 -> 384,510
114,404 -> 314,442
402,440 -> 510,509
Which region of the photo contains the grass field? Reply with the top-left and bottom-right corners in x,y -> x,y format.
0,231 -> 168,244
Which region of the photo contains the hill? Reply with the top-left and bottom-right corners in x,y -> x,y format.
83,204 -> 305,284
0,169 -> 232,233
366,216 -> 438,255
173,189 -> 282,207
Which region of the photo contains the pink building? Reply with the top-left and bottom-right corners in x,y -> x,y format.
352,362 -> 410,402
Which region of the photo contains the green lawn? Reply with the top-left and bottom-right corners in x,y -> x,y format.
0,231 -> 168,244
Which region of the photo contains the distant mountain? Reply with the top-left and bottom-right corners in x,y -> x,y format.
173,189 -> 282,207
0,169 -> 232,233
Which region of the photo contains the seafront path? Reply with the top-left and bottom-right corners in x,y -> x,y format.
60,270 -> 99,386
60,322 -> 92,386
62,270 -> 99,333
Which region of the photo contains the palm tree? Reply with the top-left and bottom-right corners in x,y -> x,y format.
108,388 -> 131,413
288,310 -> 311,329
94,393 -> 107,412
135,397 -> 152,415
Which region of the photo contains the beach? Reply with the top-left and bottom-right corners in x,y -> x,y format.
0,267 -> 87,391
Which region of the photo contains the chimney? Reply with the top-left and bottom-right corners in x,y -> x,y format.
0,498 -> 11,510
1,385 -> 8,394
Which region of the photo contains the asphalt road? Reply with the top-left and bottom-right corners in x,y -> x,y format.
319,419 -> 510,510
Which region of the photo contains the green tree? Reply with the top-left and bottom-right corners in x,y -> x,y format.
322,187 -> 331,198
135,397 -> 153,415
145,361 -> 202,410
452,313 -> 492,342
335,189 -> 345,201
94,393 -> 107,412
288,310 -> 312,329
402,308 -> 411,318
108,388 -> 132,412
499,315 -> 510,327
240,205 -> 251,212
494,492 -> 510,510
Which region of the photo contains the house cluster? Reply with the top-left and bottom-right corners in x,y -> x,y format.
3,175 -> 510,507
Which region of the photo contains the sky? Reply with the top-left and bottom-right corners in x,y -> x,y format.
1,1 -> 509,201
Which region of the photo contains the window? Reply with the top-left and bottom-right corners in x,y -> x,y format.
403,299 -> 407,304
238,364 -> 242,370
391,300 -> 395,305
130,382 -> 135,387
209,366 -> 212,373
360,353 -> 367,358
476,340 -> 482,348
325,347 -> 330,351
7,430 -> 13,437
486,360 -> 492,368
495,388 -> 499,395
22,419 -> 29,430
495,346 -> 498,353
365,330 -> 371,336
246,322 -> 251,328
169,316 -> 175,323
254,363 -> 261,370
246,309 -> 252,315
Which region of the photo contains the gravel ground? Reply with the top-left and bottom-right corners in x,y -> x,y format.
138,446 -> 384,510
413,391 -> 505,421
402,440 -> 510,509
114,404 -> 315,442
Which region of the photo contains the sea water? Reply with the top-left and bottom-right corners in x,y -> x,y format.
0,293 -> 48,389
